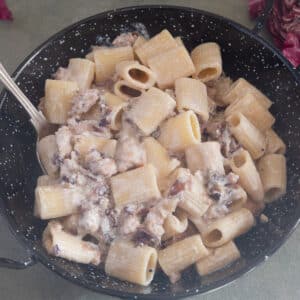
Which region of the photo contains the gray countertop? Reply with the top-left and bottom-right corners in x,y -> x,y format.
0,1 -> 299,299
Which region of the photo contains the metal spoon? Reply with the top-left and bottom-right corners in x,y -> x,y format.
0,63 -> 58,173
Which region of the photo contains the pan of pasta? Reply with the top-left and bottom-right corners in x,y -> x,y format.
0,5 -> 299,299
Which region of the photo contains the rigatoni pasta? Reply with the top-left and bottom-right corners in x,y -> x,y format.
162,209 -> 188,240
226,112 -> 266,160
257,154 -> 287,203
65,58 -> 95,91
34,185 -> 81,219
115,60 -> 156,89
113,79 -> 143,100
158,235 -> 209,282
127,87 -> 176,135
110,164 -> 161,207
43,221 -> 100,265
164,168 -> 211,218
143,137 -> 180,190
230,149 -> 264,202
148,46 -> 196,89
105,239 -> 158,286
222,77 -> 272,108
73,134 -> 108,157
225,92 -> 275,132
44,79 -> 79,124
265,129 -> 286,154
134,29 -> 177,65
202,208 -> 255,248
196,241 -> 240,276
175,77 -> 209,121
35,29 -> 287,286
185,142 -> 225,175
102,92 -> 128,131
191,42 -> 222,82
94,46 -> 134,83
159,110 -> 201,152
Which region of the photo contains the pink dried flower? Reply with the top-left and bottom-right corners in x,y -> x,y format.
249,0 -> 300,67
0,0 -> 13,21
249,0 -> 266,19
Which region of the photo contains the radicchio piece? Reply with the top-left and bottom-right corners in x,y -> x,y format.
249,0 -> 266,19
282,32 -> 300,67
0,0 -> 13,21
250,0 -> 300,67
168,180 -> 186,196
132,228 -> 160,247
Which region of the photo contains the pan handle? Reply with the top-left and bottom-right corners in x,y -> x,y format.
251,0 -> 274,35
0,208 -> 37,269
0,255 -> 37,269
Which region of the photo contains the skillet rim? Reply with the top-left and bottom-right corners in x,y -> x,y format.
0,4 -> 299,299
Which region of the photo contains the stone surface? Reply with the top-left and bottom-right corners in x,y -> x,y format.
0,1 -> 299,300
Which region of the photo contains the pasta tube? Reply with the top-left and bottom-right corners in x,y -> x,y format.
127,87 -> 176,135
257,154 -> 287,203
115,60 -> 156,89
243,198 -> 265,216
185,142 -> 225,175
222,78 -> 272,108
191,42 -> 222,82
175,77 -> 209,122
189,216 -> 208,234
175,36 -> 184,46
165,168 -> 211,218
103,92 -> 128,131
143,137 -> 180,190
226,112 -> 266,160
135,29 -> 177,65
37,175 -> 59,187
34,185 -> 82,219
158,235 -> 209,283
66,58 -> 95,91
227,185 -> 247,212
225,93 -> 275,132
230,149 -> 264,202
44,79 -> 79,124
196,241 -> 240,276
148,46 -> 196,89
101,139 -> 117,158
162,209 -> 188,240
43,221 -> 100,265
159,110 -> 201,152
265,129 -> 286,154
133,35 -> 147,50
37,135 -> 59,176
105,239 -> 158,286
73,134 -> 108,157
202,208 -> 255,248
113,79 -> 143,101
94,46 -> 134,83
81,102 -> 101,121
110,164 -> 161,207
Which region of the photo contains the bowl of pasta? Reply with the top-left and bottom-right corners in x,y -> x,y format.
0,5 -> 299,299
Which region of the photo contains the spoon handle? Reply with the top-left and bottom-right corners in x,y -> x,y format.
0,63 -> 46,126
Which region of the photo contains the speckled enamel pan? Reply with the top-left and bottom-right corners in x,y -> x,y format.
0,5 -> 299,299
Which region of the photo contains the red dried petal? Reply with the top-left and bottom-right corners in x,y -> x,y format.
249,0 -> 266,19
264,0 -> 300,66
0,0 -> 13,21
282,33 -> 300,67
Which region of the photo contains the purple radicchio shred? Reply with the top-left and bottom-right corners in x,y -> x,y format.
249,0 -> 300,67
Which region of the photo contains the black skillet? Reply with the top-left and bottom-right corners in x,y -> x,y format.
0,4 -> 299,299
